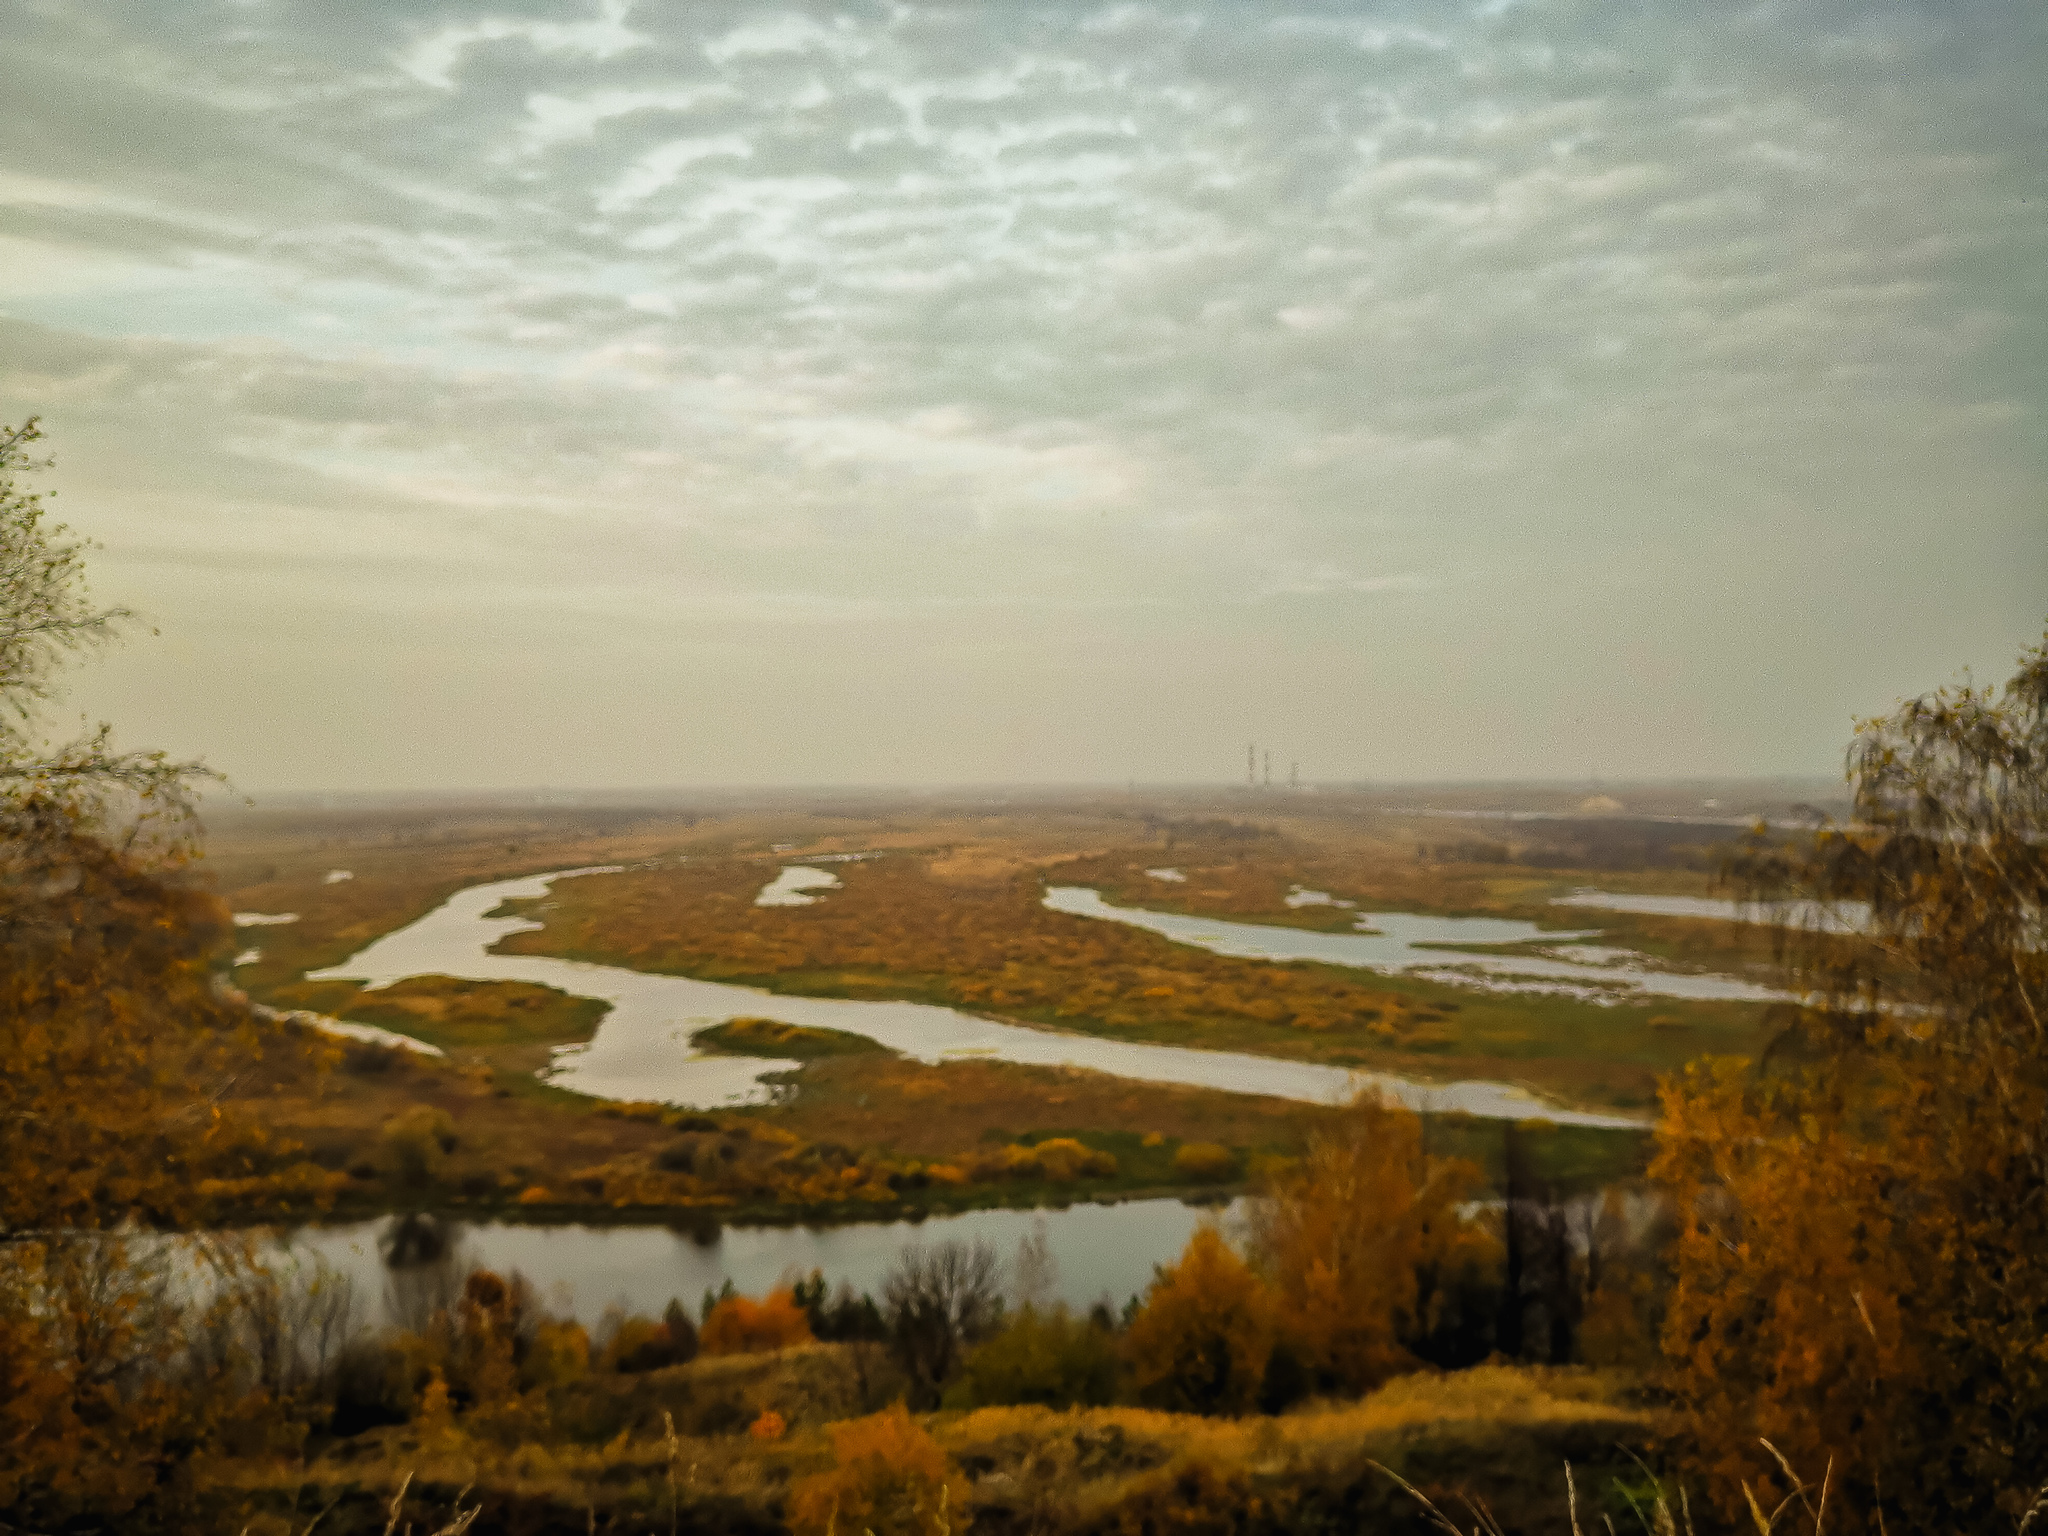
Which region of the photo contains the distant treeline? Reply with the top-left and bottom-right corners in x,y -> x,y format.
1417,817 -> 1741,871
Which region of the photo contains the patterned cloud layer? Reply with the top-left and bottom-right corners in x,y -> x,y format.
1,1 -> 2040,787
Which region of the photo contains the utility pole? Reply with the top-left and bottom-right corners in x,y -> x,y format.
1262,750 -> 1271,788
1246,743 -> 1256,788
1290,761 -> 1299,790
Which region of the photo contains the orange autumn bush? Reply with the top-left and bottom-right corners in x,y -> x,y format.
700,1288 -> 813,1356
788,1402 -> 964,1536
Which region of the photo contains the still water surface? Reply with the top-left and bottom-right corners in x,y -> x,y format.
309,871 -> 1644,1127
1043,886 -> 1783,1004
279,1198 -> 1240,1327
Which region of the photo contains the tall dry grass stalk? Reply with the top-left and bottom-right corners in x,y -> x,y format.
377,1470 -> 480,1536
1372,1441 -> 1865,1536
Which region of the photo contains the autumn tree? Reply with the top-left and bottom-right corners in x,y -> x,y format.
1123,1225 -> 1275,1415
0,418 -> 318,1528
0,416 -> 276,1238
1247,1091 -> 1494,1393
0,417 -> 204,817
883,1239 -> 1002,1408
700,1287 -> 814,1355
1656,630 -> 2048,1528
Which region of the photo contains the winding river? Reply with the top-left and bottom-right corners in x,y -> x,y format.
306,868 -> 1644,1129
1043,887 -> 1784,1004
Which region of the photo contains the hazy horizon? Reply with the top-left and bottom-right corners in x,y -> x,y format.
203,771 -> 1849,813
4,1 -> 2041,793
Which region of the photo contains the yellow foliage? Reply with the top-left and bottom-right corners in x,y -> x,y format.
747,1408 -> 786,1441
1172,1141 -> 1234,1182
521,1320 -> 590,1390
1654,1057 -> 1916,1512
966,1138 -> 1116,1183
1122,1226 -> 1274,1416
787,1402 -> 965,1536
1248,1092 -> 1487,1394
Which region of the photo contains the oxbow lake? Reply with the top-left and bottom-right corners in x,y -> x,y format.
275,1198 -> 1243,1329
304,869 -> 1644,1128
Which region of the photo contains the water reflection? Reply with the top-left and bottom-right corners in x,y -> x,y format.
278,1198 -> 1239,1329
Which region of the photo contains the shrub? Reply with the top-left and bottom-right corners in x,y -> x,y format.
967,1138 -> 1117,1183
748,1408 -> 786,1441
381,1105 -> 456,1187
602,1307 -> 707,1373
700,1288 -> 813,1355
1173,1142 -> 1236,1182
951,1304 -> 1118,1409
519,1319 -> 589,1389
787,1403 -> 964,1536
332,1329 -> 437,1432
1031,1137 -> 1116,1181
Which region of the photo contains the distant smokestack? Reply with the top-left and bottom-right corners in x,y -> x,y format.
1247,743 -> 1256,788
1262,750 -> 1271,787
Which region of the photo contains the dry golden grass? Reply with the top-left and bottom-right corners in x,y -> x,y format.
217,1358 -> 1657,1536
758,1054 -> 1333,1161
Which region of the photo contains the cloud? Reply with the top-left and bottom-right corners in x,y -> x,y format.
400,0 -> 650,90
0,0 -> 2040,787
597,134 -> 755,211
1256,566 -> 1434,599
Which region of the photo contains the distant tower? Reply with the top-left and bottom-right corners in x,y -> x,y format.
1262,751 -> 1271,788
1247,743 -> 1256,788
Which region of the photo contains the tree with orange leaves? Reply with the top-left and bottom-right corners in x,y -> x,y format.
0,419 -> 321,1530
1658,630 -> 2048,1528
1123,1225 -> 1275,1416
1247,1091 -> 1493,1394
700,1287 -> 814,1355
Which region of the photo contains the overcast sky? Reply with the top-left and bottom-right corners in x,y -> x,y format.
2,0 -> 2041,791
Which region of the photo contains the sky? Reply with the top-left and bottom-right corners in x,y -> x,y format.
1,0 -> 2042,792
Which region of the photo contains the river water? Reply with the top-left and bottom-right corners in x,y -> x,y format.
277,1197 -> 1240,1328
1042,886 -> 1783,1005
306,869 -> 1643,1128
1549,888 -> 1868,933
